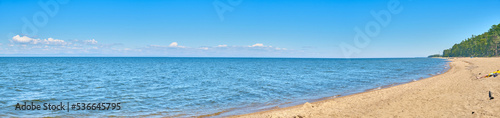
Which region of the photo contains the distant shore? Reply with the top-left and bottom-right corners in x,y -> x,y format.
232,57 -> 500,117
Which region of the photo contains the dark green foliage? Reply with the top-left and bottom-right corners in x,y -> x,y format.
428,54 -> 442,57
442,23 -> 500,57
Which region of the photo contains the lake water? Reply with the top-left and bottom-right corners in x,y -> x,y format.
0,57 -> 449,117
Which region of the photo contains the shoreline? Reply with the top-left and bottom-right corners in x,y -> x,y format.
223,60 -> 451,117
230,57 -> 500,117
196,58 -> 450,117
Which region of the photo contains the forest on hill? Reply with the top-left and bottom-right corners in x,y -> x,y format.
441,23 -> 500,57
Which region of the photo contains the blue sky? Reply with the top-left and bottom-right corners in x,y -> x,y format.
0,0 -> 499,57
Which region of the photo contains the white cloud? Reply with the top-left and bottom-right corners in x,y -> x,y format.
217,45 -> 227,47
44,38 -> 67,45
168,42 -> 185,48
275,47 -> 287,50
2,35 -> 122,56
12,35 -> 34,43
169,42 -> 178,47
198,47 -> 209,50
84,39 -> 98,44
249,43 -> 273,48
147,42 -> 186,49
250,43 -> 264,47
11,35 -> 69,45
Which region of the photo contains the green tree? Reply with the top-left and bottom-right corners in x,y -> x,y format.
442,23 -> 500,57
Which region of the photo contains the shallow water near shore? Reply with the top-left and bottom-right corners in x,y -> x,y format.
0,57 -> 449,117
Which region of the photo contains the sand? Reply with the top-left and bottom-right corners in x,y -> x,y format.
232,57 -> 500,118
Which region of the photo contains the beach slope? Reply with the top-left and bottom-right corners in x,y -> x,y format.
233,58 -> 500,117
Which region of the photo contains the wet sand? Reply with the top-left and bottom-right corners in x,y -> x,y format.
232,57 -> 500,118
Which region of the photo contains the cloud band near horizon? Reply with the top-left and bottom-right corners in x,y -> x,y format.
1,35 -> 302,57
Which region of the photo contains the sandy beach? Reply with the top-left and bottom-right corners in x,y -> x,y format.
232,57 -> 500,117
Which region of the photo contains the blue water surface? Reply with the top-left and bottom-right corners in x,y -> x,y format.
0,57 -> 449,117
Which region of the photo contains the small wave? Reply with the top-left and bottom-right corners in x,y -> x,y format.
394,69 -> 403,71
23,99 -> 42,102
323,71 -> 336,73
20,98 -> 56,103
50,73 -> 63,75
330,95 -> 341,98
196,108 -> 233,118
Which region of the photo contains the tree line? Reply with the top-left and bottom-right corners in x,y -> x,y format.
440,23 -> 500,57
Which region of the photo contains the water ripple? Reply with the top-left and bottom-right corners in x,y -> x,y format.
0,57 -> 448,117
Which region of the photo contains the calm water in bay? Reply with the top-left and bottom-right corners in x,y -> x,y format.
0,57 -> 449,117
